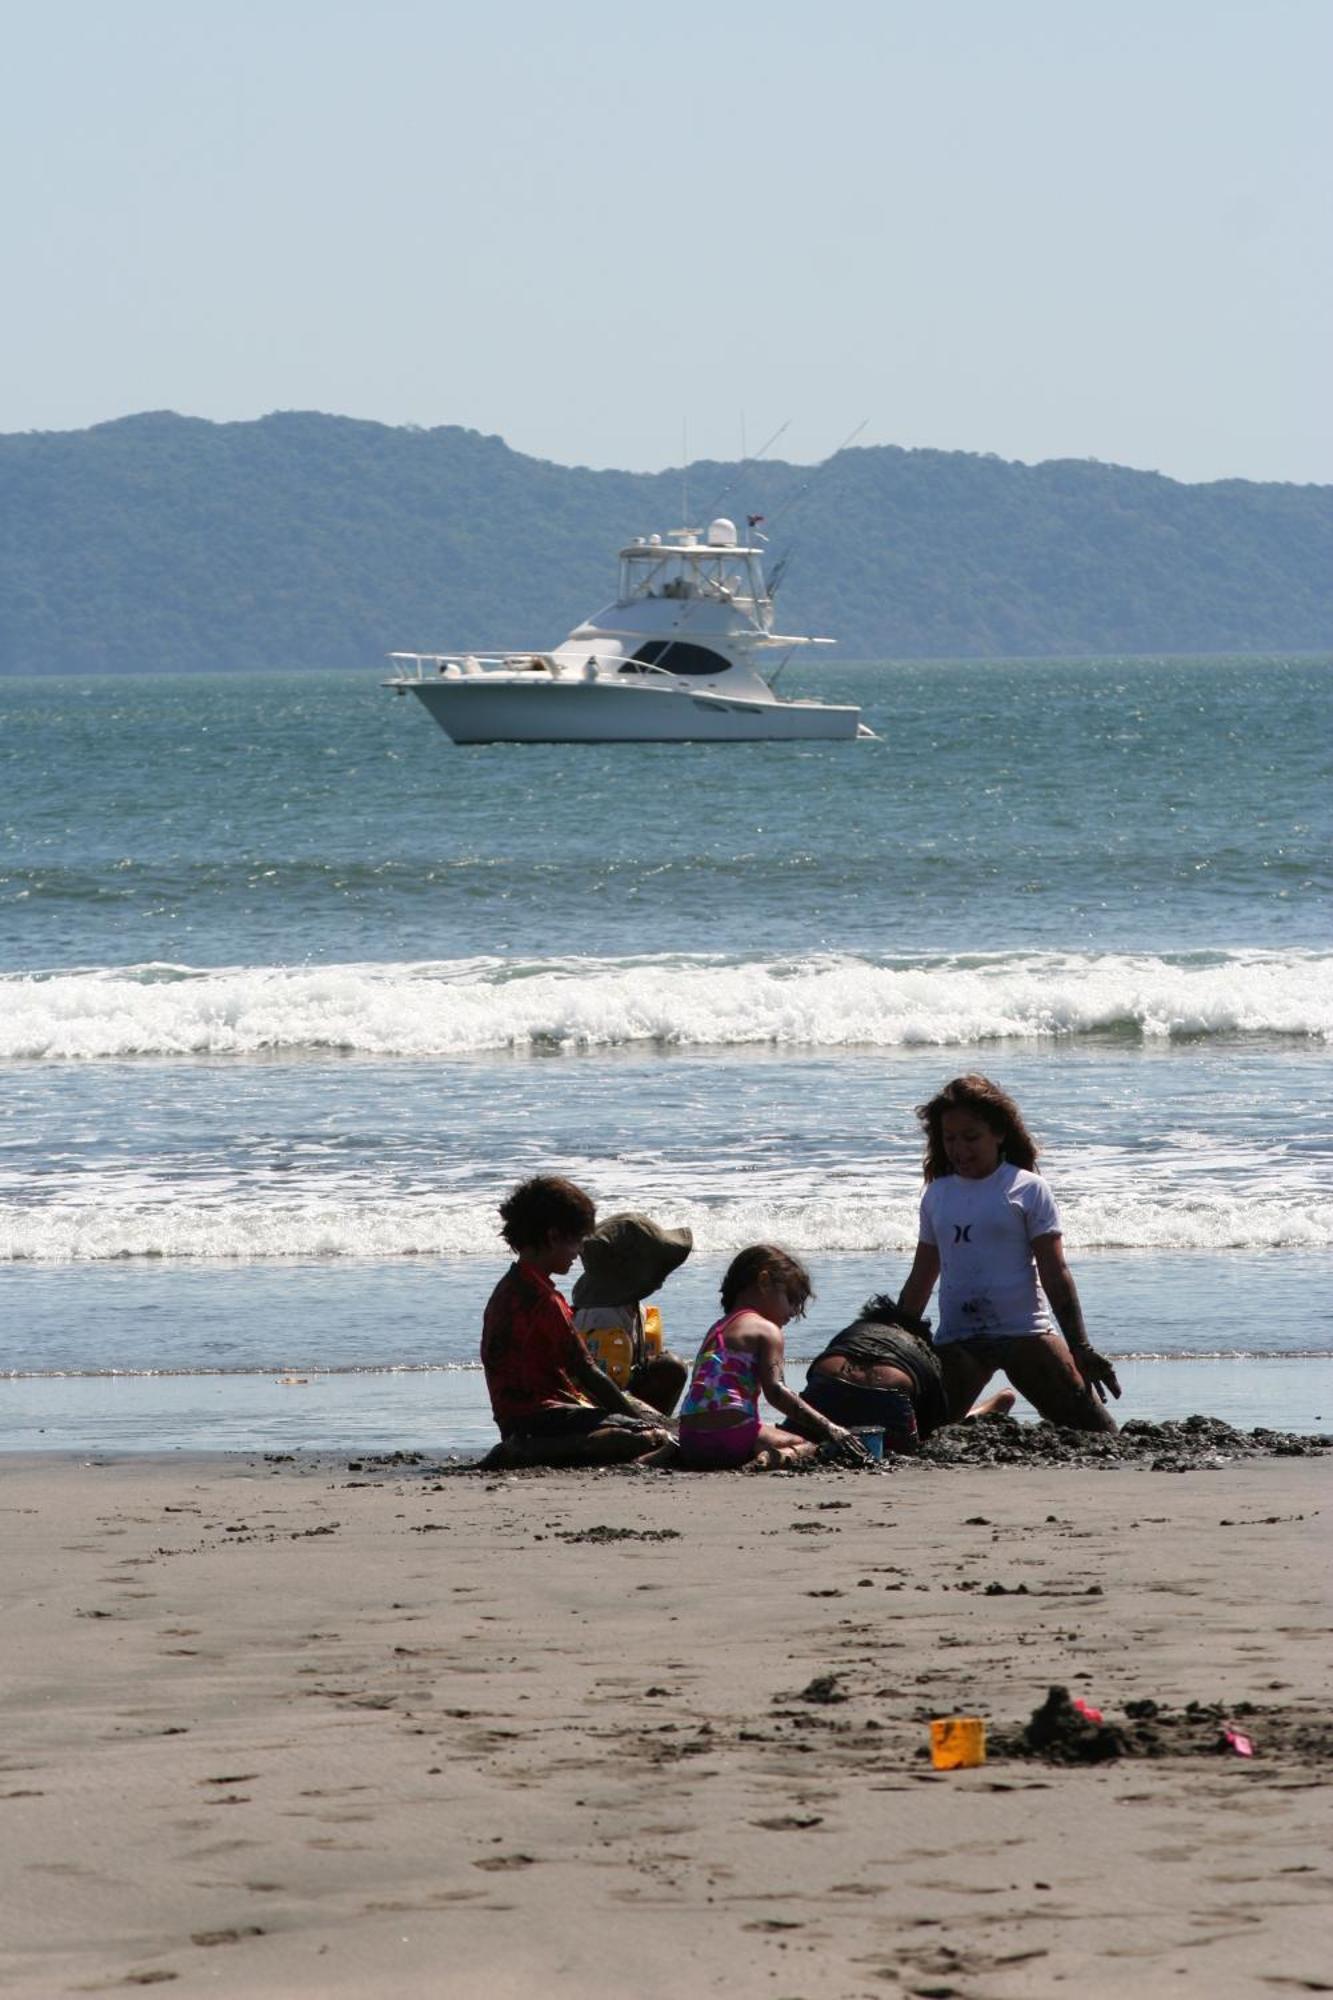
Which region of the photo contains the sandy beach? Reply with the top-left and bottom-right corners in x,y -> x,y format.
2,1443 -> 1329,1998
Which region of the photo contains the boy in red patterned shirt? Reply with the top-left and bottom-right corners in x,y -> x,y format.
480,1176 -> 675,1467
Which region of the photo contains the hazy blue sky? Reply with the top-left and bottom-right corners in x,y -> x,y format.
3,0 -> 1329,482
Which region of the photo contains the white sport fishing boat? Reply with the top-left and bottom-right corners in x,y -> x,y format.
385,517 -> 872,743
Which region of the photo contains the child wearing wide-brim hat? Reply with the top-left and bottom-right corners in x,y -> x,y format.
572,1212 -> 693,1416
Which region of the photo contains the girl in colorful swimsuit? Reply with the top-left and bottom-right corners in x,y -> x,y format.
897,1074 -> 1122,1432
679,1245 -> 858,1470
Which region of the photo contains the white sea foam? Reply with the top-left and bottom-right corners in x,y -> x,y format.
3,1187 -> 1328,1263
3,950 -> 1330,1061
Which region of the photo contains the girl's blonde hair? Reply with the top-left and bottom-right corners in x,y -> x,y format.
916,1074 -> 1038,1182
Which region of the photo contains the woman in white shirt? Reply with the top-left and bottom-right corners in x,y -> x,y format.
897,1075 -> 1121,1432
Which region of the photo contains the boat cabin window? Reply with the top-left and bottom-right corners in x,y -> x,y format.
619,545 -> 765,608
624,639 -> 732,677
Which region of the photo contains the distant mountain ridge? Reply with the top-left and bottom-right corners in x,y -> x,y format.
1,411 -> 1329,673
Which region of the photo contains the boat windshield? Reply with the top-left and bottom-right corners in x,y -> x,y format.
617,541 -> 767,612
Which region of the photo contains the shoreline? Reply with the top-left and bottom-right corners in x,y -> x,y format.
5,1353 -> 1333,1456
3,1404 -> 1332,1476
2,1449 -> 1329,1996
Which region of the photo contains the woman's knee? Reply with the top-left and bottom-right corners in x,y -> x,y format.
1008,1341 -> 1117,1432
1039,1390 -> 1117,1433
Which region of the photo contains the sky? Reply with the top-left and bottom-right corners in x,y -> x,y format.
3,0 -> 1330,484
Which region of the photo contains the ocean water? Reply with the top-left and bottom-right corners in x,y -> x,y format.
2,657 -> 1330,1451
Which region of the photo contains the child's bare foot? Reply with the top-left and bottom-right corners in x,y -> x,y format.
627,1440 -> 679,1470
970,1388 -> 1017,1420
743,1447 -> 784,1472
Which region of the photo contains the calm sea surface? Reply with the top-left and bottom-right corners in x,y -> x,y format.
2,658 -> 1330,1450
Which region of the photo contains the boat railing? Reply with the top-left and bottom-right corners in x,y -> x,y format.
385,650 -> 713,686
386,650 -> 556,679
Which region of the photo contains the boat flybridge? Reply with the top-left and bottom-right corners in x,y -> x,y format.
385,517 -> 873,743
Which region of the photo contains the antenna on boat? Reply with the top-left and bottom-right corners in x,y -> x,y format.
681,419 -> 690,531
762,417 -> 871,598
764,418 -> 869,533
698,419 -> 791,528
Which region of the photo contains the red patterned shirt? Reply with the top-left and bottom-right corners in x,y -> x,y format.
481,1261 -> 593,1434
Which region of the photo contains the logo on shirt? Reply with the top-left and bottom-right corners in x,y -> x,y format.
953,1224 -> 973,1244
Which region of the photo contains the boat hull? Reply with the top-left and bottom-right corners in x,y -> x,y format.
400,677 -> 864,744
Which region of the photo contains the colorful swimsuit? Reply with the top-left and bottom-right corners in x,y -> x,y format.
679,1311 -> 763,1465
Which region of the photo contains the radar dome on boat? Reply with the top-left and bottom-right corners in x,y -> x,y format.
707,517 -> 737,547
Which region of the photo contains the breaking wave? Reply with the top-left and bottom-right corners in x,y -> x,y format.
3,1187 -> 1329,1264
3,949 -> 1330,1061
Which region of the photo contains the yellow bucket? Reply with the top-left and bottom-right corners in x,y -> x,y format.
929,1716 -> 987,1769
583,1323 -> 634,1387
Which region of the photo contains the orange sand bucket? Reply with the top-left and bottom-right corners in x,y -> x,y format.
583,1323 -> 634,1387
929,1716 -> 987,1769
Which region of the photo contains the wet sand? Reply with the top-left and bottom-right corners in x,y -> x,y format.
1,1436 -> 1329,1997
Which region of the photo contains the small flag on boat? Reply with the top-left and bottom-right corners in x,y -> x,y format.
747,513 -> 765,528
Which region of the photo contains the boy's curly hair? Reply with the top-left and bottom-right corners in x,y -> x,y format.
498,1175 -> 596,1253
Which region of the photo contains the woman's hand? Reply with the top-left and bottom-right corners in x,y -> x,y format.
1072,1345 -> 1121,1403
1033,1235 -> 1119,1403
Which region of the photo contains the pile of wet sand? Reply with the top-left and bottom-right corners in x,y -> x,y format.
991,1683 -> 1333,1766
917,1413 -> 1330,1472
400,1413 -> 1330,1479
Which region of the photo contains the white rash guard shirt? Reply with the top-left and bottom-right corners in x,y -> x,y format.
919,1163 -> 1061,1342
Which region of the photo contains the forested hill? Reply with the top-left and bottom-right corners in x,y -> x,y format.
2,411 -> 1330,673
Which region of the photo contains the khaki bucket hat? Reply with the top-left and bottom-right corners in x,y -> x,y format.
571,1212 -> 693,1308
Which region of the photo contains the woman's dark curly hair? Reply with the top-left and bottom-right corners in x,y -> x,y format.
916,1074 -> 1038,1182
719,1244 -> 813,1318
498,1175 -> 596,1253
858,1293 -> 933,1341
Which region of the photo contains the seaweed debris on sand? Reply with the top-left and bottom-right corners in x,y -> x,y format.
919,1413 -> 1331,1472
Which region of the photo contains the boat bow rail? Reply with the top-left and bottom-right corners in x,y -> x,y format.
385,650 -> 710,687
387,651 -> 556,681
